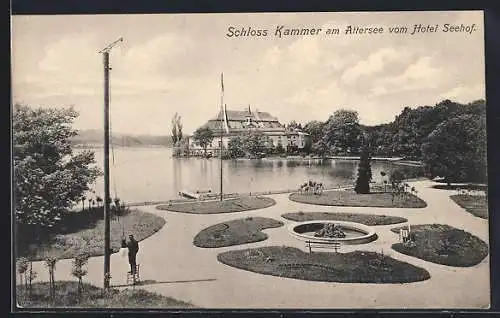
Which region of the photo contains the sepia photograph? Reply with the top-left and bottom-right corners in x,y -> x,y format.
12,10 -> 489,310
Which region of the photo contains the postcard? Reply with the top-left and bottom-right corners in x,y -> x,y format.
12,10 -> 488,310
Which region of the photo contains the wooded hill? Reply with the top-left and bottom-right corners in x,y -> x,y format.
362,99 -> 486,160
71,129 -> 172,147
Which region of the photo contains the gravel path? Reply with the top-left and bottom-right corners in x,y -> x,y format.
25,180 -> 490,309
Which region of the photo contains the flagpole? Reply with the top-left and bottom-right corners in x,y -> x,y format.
220,73 -> 224,202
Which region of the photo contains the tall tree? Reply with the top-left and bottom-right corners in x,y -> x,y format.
421,113 -> 487,184
354,144 -> 372,194
171,113 -> 179,145
322,109 -> 361,155
193,126 -> 214,156
176,114 -> 183,142
13,104 -> 101,229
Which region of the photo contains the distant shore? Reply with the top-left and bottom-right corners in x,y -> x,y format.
72,144 -> 171,149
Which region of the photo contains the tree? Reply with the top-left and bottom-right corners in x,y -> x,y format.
173,137 -> 189,157
71,254 -> 90,296
242,130 -> 267,157
228,136 -> 245,158
17,257 -> 29,294
176,114 -> 183,142
276,142 -> 284,154
45,257 -> 58,302
171,112 -> 183,145
389,169 -> 407,203
322,109 -> 361,155
13,104 -> 101,230
27,261 -> 37,297
311,139 -> 329,157
193,126 -> 214,156
287,120 -> 302,130
354,145 -> 372,194
96,196 -> 103,207
421,114 -> 487,184
303,120 -> 325,145
171,114 -> 178,145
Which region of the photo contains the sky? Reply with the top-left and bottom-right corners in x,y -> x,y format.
12,11 -> 485,135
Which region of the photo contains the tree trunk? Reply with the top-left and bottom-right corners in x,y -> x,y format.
29,263 -> 33,297
19,274 -> 23,295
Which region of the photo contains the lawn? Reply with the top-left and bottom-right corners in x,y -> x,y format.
157,196 -> 276,214
449,195 -> 488,219
16,281 -> 195,308
391,224 -> 489,267
193,217 -> 284,248
289,190 -> 427,208
16,208 -> 166,261
217,246 -> 430,283
282,212 -> 408,226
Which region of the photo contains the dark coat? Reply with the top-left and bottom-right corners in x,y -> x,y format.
121,238 -> 139,255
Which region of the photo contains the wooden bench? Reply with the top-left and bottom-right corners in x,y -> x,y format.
305,241 -> 341,253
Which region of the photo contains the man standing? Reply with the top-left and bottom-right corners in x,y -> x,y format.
121,234 -> 139,274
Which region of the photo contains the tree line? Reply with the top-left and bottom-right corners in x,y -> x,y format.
300,99 -> 487,184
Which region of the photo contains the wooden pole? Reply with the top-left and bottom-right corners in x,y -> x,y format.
220,74 -> 224,202
103,51 -> 111,289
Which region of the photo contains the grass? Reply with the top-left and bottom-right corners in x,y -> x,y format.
157,196 -> 276,214
282,212 -> 408,226
289,190 -> 427,208
17,208 -> 166,261
193,217 -> 284,248
16,281 -> 195,308
449,195 -> 488,219
431,183 -> 487,192
217,246 -> 430,283
391,224 -> 489,267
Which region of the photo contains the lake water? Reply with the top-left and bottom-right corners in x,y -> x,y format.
82,147 -> 422,204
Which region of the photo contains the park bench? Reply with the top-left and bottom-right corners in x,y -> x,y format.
305,240 -> 341,253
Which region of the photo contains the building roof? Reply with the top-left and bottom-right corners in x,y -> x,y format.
212,109 -> 279,122
196,107 -> 308,137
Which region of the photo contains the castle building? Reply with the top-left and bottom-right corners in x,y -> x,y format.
187,106 -> 310,155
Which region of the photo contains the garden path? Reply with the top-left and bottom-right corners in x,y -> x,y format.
26,180 -> 490,309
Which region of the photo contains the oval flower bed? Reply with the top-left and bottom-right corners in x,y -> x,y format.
217,246 -> 430,283
194,217 -> 284,248
282,212 -> 407,226
289,190 -> 427,208
157,196 -> 276,214
391,224 -> 489,267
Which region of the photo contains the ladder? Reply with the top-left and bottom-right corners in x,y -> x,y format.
126,264 -> 140,285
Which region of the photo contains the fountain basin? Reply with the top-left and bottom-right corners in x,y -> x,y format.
288,220 -> 377,245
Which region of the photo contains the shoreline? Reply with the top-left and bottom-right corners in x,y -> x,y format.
124,177 -> 429,208
72,145 -> 420,164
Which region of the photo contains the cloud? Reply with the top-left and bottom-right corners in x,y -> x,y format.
341,47 -> 401,84
440,83 -> 485,103
369,55 -> 444,95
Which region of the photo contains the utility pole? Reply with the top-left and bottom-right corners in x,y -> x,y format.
220,73 -> 225,202
99,37 -> 123,289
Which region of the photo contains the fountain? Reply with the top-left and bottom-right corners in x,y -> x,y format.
288,220 -> 377,245
314,223 -> 346,238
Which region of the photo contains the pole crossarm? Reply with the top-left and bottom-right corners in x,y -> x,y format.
99,37 -> 124,54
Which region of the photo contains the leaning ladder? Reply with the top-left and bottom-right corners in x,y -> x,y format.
126,264 -> 141,285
